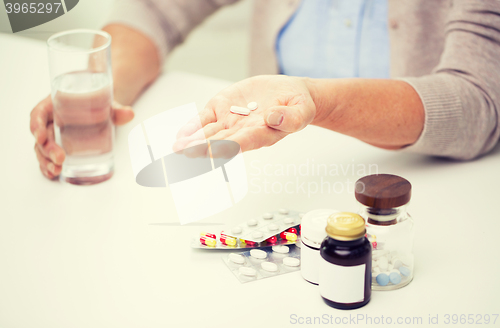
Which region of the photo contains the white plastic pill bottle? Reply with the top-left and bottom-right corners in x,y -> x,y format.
301,209 -> 339,284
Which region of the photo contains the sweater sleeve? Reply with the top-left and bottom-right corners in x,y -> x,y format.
104,0 -> 239,64
402,0 -> 500,160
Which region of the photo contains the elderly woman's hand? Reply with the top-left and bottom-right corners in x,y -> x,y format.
174,75 -> 317,154
30,95 -> 134,179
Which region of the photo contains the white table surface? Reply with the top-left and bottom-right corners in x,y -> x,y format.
1,33 -> 500,328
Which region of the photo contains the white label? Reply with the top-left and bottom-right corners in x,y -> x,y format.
319,260 -> 366,304
301,241 -> 321,284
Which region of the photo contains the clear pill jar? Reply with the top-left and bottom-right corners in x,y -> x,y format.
319,212 -> 371,310
355,174 -> 415,291
301,209 -> 338,284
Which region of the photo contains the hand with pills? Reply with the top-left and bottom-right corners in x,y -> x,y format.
173,75 -> 316,154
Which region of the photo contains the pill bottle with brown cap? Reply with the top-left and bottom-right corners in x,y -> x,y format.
319,212 -> 371,310
355,174 -> 415,291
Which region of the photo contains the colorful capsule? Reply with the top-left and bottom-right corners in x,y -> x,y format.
200,232 -> 217,239
239,239 -> 257,246
220,234 -> 237,246
280,227 -> 298,239
280,232 -> 297,242
265,236 -> 277,244
200,236 -> 216,247
286,233 -> 298,242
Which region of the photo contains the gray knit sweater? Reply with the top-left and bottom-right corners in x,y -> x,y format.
106,0 -> 500,160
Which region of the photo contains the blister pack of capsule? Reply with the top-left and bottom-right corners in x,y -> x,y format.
222,244 -> 301,283
222,209 -> 304,243
192,226 -> 301,249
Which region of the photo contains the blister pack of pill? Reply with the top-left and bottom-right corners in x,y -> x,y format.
222,245 -> 301,283
192,227 -> 301,249
222,209 -> 304,243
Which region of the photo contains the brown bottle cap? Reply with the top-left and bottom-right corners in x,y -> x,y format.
355,174 -> 411,209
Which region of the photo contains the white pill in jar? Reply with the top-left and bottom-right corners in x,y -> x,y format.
261,262 -> 278,272
230,106 -> 251,116
279,208 -> 289,214
283,217 -> 294,224
250,249 -> 267,259
231,226 -> 242,234
268,224 -> 279,231
372,250 -> 389,260
247,102 -> 258,111
272,245 -> 289,254
378,257 -> 389,271
392,258 -> 403,269
283,257 -> 300,267
262,212 -> 273,220
229,253 -> 245,264
239,267 -> 257,276
247,219 -> 258,226
252,231 -> 263,239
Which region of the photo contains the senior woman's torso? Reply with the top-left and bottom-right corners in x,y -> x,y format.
250,0 -> 449,78
277,0 -> 391,79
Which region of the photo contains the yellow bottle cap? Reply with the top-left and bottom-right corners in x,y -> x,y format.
326,212 -> 366,241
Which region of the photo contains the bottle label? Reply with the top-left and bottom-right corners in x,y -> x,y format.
319,260 -> 366,304
300,240 -> 320,284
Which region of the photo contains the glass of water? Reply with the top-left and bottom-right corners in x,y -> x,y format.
47,29 -> 114,185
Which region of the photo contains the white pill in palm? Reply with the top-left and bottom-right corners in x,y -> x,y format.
272,245 -> 289,254
230,106 -> 251,116
247,219 -> 258,226
279,208 -> 289,214
252,231 -> 263,239
247,102 -> 258,110
283,257 -> 300,267
250,249 -> 267,259
262,212 -> 273,220
231,226 -> 242,234
261,262 -> 278,272
268,224 -> 279,231
239,267 -> 256,276
229,253 -> 245,264
283,217 -> 294,224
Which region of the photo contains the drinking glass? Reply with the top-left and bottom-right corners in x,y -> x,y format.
47,29 -> 114,185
